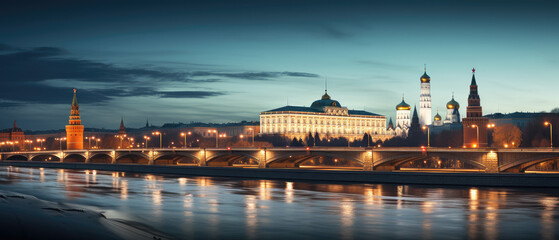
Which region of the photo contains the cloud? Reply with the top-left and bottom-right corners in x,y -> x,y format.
158,91 -> 225,98
0,43 -> 319,107
319,24 -> 354,40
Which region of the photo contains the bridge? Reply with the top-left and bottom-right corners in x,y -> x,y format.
1,147 -> 558,173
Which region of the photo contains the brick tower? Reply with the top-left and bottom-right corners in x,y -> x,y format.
66,89 -> 84,150
462,69 -> 489,148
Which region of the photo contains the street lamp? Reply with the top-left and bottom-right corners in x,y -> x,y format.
96,138 -> 101,149
545,122 -> 553,148
219,133 -> 227,148
208,130 -> 218,148
152,131 -> 162,148
422,125 -> 430,147
143,136 -> 150,149
85,136 -> 95,149
128,137 -> 134,149
24,140 -> 33,151
181,131 -> 191,148
248,128 -> 255,147
36,138 -> 45,150
471,125 -> 479,148
55,137 -> 66,150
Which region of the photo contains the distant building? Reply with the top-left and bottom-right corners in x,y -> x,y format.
118,118 -> 126,135
66,89 -> 84,150
0,120 -> 25,148
462,69 -> 489,148
260,90 -> 392,141
419,67 -> 432,126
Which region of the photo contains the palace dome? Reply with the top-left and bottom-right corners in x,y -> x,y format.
396,98 -> 411,110
446,97 -> 460,109
420,72 -> 430,83
311,91 -> 342,110
434,112 -> 442,121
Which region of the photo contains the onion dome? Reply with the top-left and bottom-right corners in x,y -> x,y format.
311,90 -> 342,110
434,112 -> 442,121
396,97 -> 411,110
420,71 -> 430,83
446,96 -> 460,109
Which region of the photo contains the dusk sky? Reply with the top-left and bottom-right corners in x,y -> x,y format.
1,0 -> 558,130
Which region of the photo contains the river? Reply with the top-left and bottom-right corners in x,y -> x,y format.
0,166 -> 557,239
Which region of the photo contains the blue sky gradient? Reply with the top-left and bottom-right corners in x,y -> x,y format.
1,0 -> 558,130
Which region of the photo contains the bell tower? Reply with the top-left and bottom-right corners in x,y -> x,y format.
66,89 -> 84,150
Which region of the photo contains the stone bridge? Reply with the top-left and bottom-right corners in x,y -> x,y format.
1,147 -> 558,173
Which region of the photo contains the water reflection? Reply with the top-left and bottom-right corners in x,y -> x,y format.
1,166 -> 559,240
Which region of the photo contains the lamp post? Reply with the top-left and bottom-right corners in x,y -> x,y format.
240,134 -> 244,145
143,136 -> 150,149
85,136 -> 95,149
422,126 -> 430,147
128,137 -> 134,149
219,133 -> 227,148
248,128 -> 255,147
36,138 -> 45,150
96,138 -> 101,149
181,131 -> 191,148
545,122 -> 553,148
152,132 -> 162,148
55,137 -> 66,150
471,125 -> 479,148
208,130 -> 218,148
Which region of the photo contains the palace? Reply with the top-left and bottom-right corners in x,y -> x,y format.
260,90 -> 393,141
0,121 -> 25,149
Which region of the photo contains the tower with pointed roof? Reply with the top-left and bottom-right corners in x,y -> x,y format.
419,65 -> 432,126
462,69 -> 489,148
66,89 -> 84,150
119,117 -> 126,135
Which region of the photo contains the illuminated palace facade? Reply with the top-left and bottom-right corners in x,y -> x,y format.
260,91 -> 393,141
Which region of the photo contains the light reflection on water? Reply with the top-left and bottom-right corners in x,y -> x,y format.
1,166 -> 559,239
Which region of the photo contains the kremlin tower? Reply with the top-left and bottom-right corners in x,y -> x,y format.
419,66 -> 432,126
66,89 -> 84,150
462,69 -> 489,148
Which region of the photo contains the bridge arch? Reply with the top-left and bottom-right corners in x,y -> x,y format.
30,154 -> 61,162
266,152 -> 364,168
154,152 -> 201,165
5,155 -> 28,161
501,155 -> 559,173
206,152 -> 259,167
89,153 -> 113,164
373,151 -> 487,171
115,152 -> 150,164
64,153 -> 86,163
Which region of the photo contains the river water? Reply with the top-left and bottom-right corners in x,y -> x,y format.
0,166 -> 558,240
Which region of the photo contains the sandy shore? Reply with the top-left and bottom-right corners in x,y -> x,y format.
0,190 -> 172,240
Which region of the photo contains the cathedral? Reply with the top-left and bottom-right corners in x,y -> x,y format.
394,97 -> 411,137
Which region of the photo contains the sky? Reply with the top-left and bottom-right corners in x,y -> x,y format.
1,0 -> 558,130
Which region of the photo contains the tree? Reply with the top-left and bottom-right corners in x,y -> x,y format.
492,124 -> 522,148
314,132 -> 321,146
305,132 -> 315,146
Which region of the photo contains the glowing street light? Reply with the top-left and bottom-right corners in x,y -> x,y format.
85,136 -> 96,149
545,122 -> 553,148
208,129 -> 218,148
180,131 -> 192,148
471,125 -> 479,148
54,137 -> 67,150
36,138 -> 45,150
96,138 -> 101,149
24,140 -> 33,151
152,131 -> 162,148
143,136 -> 151,149
247,128 -> 255,147
422,125 -> 430,147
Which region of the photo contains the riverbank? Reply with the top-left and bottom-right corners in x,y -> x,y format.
2,161 -> 559,187
0,189 -> 171,240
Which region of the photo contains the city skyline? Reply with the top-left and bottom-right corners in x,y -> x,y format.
1,0 -> 558,130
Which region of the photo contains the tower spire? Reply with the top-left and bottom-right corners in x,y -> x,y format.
13,120 -> 17,129
119,117 -> 126,134
325,76 -> 328,94
424,64 -> 426,72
